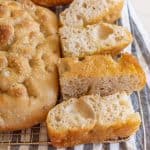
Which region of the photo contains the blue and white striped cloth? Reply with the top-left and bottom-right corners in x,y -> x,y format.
0,0 -> 150,149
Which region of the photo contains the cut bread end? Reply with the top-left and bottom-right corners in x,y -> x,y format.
46,93 -> 141,147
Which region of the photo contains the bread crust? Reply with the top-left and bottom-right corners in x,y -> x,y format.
100,0 -> 124,23
0,0 -> 59,131
47,94 -> 141,147
48,115 -> 140,147
58,53 -> 146,99
32,0 -> 72,7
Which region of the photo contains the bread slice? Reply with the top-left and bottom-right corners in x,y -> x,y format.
60,0 -> 124,27
58,53 -> 146,100
32,0 -> 72,7
60,23 -> 132,57
47,93 -> 141,147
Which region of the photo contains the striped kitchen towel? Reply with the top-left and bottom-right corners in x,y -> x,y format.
0,0 -> 150,150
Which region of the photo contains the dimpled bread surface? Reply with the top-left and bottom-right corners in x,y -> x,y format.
0,0 -> 60,131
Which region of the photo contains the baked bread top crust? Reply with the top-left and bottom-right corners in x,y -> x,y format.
58,53 -> 145,83
32,0 -> 72,7
0,0 -> 59,131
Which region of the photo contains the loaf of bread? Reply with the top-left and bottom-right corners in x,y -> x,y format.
0,0 -> 59,131
60,23 -> 132,57
58,53 -> 146,100
60,0 -> 124,27
47,93 -> 141,147
32,0 -> 72,7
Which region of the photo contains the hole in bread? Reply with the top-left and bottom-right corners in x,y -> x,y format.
78,57 -> 85,61
100,88 -> 104,91
87,86 -> 92,94
45,65 -> 53,73
76,15 -> 82,21
63,93 -> 70,99
75,99 -> 95,119
119,99 -> 129,107
117,94 -> 120,99
82,3 -> 87,8
60,62 -> 70,74
55,115 -> 61,122
29,59 -> 34,67
74,43 -> 80,49
97,24 -> 113,40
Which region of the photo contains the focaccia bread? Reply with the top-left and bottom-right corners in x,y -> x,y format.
47,93 -> 141,147
32,0 -> 72,7
60,0 -> 124,27
60,23 -> 132,57
58,53 -> 146,100
0,0 -> 59,131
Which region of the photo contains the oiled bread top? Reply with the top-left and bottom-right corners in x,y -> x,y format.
32,0 -> 72,7
0,0 -> 59,130
58,54 -> 146,87
59,54 -> 140,77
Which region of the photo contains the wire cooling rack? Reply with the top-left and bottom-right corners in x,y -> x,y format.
0,123 -> 51,145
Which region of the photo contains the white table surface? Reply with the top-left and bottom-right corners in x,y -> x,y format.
131,0 -> 150,35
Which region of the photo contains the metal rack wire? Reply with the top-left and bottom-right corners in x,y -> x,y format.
0,123 -> 51,145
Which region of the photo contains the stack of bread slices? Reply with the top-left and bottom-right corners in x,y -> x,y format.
46,0 -> 146,147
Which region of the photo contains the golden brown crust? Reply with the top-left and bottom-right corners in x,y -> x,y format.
59,53 -> 146,86
119,53 -> 146,89
0,0 -> 59,131
101,0 -> 124,23
48,115 -> 141,147
32,0 -> 72,7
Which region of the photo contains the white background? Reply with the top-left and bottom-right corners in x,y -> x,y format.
131,0 -> 150,35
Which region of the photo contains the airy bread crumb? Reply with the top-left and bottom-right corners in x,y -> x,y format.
60,0 -> 124,27
60,23 -> 132,57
